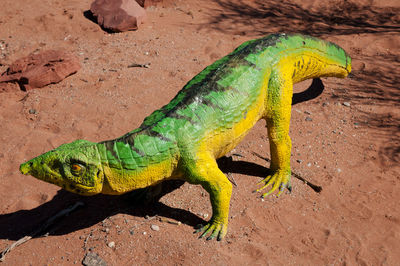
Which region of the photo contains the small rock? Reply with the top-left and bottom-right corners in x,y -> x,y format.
107,241 -> 115,248
305,116 -> 312,121
307,163 -> 312,167
28,108 -> 37,114
150,224 -> 160,231
296,159 -> 302,163
82,252 -> 107,266
0,50 -> 80,90
304,111 -> 311,115
90,0 -> 147,32
322,102 -> 329,107
337,168 -> 342,173
343,102 -> 351,107
135,0 -> 172,8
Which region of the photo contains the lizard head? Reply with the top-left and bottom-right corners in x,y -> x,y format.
317,39 -> 352,78
20,139 -> 104,195
287,35 -> 352,82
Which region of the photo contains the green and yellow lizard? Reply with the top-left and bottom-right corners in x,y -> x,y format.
20,33 -> 351,241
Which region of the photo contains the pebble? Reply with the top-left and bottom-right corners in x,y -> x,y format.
305,117 -> 312,121
107,241 -> 115,248
29,108 -> 37,114
343,102 -> 351,107
296,159 -> 303,163
82,252 -> 107,266
307,163 -> 312,167
151,224 -> 160,231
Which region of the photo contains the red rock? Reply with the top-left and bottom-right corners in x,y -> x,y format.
90,0 -> 146,32
135,0 -> 172,8
0,50 -> 80,90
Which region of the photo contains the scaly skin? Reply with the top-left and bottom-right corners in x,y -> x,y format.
20,33 -> 351,241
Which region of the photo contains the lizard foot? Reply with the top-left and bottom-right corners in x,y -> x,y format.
195,221 -> 227,241
255,171 -> 291,197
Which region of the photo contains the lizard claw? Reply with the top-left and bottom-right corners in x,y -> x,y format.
195,222 -> 227,241
255,171 -> 291,197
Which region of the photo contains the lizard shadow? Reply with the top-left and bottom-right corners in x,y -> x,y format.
0,181 -> 202,241
0,157 -> 263,242
0,156 -> 271,242
292,78 -> 324,105
0,79 -> 324,241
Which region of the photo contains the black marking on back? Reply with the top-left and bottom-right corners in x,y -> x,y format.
101,141 -> 120,159
169,113 -> 197,125
146,129 -> 171,142
100,135 -> 145,158
117,134 -> 146,157
141,34 -> 284,124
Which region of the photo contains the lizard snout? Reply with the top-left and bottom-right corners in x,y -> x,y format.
20,162 -> 31,175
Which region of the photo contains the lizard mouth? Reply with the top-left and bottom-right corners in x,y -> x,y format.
20,161 -> 64,184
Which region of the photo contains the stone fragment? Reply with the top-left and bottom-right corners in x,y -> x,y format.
150,224 -> 160,231
82,252 -> 107,266
90,0 -> 146,32
0,50 -> 80,90
135,0 -> 173,8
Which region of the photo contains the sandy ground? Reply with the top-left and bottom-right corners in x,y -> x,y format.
0,0 -> 399,265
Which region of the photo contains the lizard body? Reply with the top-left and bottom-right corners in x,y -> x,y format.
20,33 -> 351,240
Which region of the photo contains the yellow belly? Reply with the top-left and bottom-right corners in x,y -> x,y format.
101,156 -> 179,194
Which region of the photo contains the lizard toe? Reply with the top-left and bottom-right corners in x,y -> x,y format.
196,221 -> 227,241
257,171 -> 291,197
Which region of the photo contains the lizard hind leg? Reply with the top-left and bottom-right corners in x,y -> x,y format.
183,152 -> 232,241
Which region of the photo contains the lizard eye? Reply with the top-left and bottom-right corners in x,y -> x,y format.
71,163 -> 85,175
71,164 -> 81,171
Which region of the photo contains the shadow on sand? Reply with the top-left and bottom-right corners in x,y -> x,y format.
200,0 -> 400,37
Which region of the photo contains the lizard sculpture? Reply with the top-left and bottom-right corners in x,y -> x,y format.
20,33 -> 351,241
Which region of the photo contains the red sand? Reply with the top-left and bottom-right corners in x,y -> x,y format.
0,0 -> 399,264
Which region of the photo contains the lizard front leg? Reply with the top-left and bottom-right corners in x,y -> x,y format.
183,152 -> 232,241
257,70 -> 293,197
